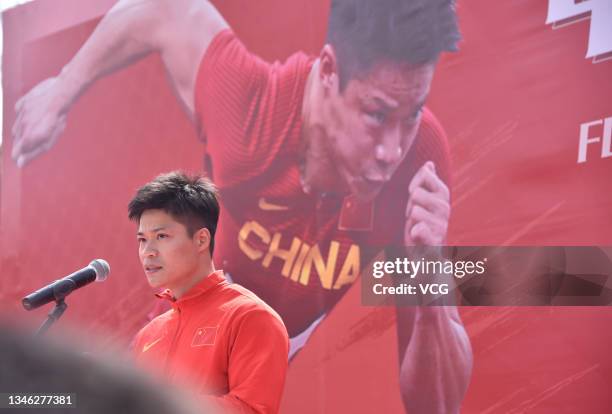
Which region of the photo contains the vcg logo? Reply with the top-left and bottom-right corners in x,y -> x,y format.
546,0 -> 612,63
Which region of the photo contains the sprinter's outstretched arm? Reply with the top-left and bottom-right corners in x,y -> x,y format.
12,0 -> 228,166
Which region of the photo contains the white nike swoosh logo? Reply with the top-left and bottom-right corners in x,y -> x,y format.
258,197 -> 289,211
142,337 -> 163,353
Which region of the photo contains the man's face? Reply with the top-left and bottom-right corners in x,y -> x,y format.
320,62 -> 435,201
137,209 -> 201,291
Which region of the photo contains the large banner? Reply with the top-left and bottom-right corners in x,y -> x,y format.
1,0 -> 611,412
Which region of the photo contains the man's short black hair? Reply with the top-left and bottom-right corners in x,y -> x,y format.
128,171 -> 219,255
327,0 -> 461,90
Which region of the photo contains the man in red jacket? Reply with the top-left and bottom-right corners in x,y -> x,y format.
129,171 -> 289,414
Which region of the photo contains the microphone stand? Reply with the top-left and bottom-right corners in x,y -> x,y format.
33,279 -> 76,338
35,299 -> 67,338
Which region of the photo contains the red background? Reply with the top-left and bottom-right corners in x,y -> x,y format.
1,0 -> 611,412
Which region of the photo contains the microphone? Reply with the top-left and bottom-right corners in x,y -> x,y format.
22,259 -> 110,310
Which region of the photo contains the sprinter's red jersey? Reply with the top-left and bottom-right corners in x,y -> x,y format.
195,30 -> 451,336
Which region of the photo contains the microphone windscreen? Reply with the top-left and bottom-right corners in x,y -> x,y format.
90,259 -> 110,281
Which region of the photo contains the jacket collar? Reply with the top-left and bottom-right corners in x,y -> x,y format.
155,270 -> 226,308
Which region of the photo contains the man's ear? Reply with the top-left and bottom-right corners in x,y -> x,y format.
194,228 -> 211,253
319,44 -> 340,95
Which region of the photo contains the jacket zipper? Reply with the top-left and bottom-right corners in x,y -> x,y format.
164,306 -> 183,376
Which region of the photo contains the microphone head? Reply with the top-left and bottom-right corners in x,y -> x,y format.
89,259 -> 110,281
